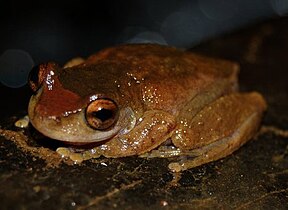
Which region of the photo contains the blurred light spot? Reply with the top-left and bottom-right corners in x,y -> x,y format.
126,31 -> 167,45
198,0 -> 239,21
117,26 -> 148,44
0,49 -> 34,88
161,11 -> 206,47
270,0 -> 288,16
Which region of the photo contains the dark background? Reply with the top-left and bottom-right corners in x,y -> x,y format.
1,0 -> 286,118
0,0 -> 285,64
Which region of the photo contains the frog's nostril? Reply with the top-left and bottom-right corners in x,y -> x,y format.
85,98 -> 119,130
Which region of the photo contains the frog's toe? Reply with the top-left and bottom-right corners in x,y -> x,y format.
56,147 -> 101,163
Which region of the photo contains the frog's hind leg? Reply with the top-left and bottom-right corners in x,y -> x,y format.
168,112 -> 261,172
170,92 -> 266,172
142,92 -> 267,172
140,115 -> 258,172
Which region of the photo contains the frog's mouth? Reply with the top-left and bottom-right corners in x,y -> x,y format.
28,94 -> 136,144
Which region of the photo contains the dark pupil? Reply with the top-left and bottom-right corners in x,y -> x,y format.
93,108 -> 113,122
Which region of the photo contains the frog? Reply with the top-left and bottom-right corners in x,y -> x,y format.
28,44 -> 267,172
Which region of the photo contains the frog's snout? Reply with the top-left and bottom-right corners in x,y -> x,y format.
28,92 -> 136,144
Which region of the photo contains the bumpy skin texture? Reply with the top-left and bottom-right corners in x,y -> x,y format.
28,44 -> 267,171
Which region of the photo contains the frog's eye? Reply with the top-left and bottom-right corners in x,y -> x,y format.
28,62 -> 58,92
85,98 -> 119,130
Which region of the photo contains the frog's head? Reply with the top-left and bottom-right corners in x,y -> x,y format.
28,62 -> 136,144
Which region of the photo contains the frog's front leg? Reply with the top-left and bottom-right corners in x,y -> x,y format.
96,110 -> 176,157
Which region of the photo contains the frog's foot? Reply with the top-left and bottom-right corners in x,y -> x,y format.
56,147 -> 102,163
139,145 -> 200,158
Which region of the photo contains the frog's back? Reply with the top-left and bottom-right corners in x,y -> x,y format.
86,44 -> 238,82
82,44 -> 239,113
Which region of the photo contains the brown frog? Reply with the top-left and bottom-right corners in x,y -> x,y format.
28,44 -> 267,172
